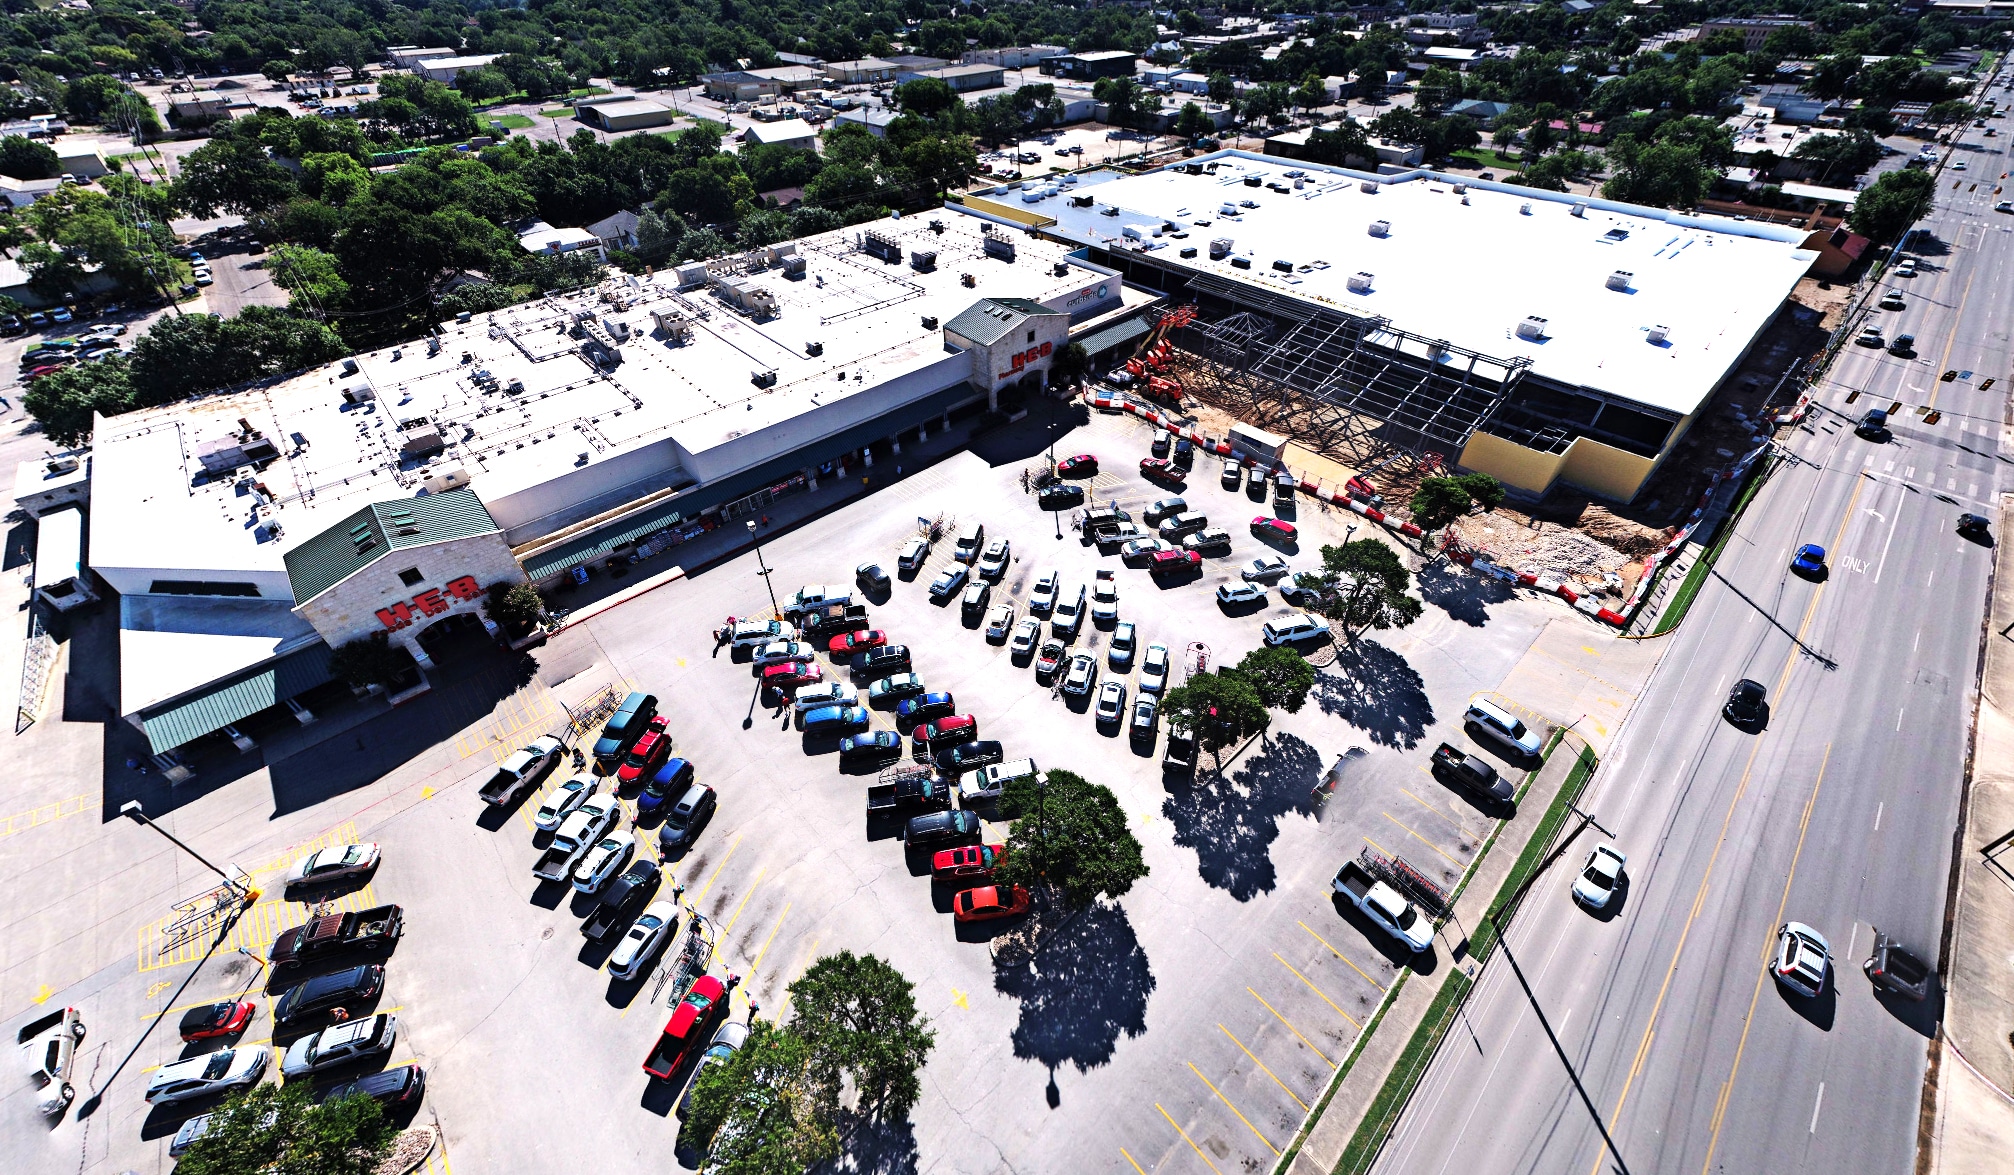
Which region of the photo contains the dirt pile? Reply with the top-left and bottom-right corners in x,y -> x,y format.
1448,510 -> 1632,585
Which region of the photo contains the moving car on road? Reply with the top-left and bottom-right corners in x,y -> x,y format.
1724,678 -> 1768,728
1571,845 -> 1627,911
1790,544 -> 1826,577
1772,922 -> 1832,997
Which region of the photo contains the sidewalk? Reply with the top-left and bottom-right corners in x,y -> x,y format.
1286,732 -> 1596,1175
1927,492 -> 2014,1169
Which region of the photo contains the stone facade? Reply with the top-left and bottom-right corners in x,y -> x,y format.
292,531 -> 525,666
960,310 -> 1072,406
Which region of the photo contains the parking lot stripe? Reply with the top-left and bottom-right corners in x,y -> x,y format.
1380,811 -> 1464,868
718,867 -> 769,938
743,902 -> 791,980
1398,786 -> 1481,836
1119,1147 -> 1149,1174
1155,1102 -> 1226,1174
767,935 -> 819,1025
685,835 -> 743,906
1294,922 -> 1384,992
1218,1023 -> 1309,1112
1188,1061 -> 1281,1154
0,793 -> 99,840
1247,987 -> 1332,1066
1272,953 -> 1360,1029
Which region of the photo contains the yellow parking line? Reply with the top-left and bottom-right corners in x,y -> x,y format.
768,936 -> 820,1025
1272,953 -> 1360,1029
1155,1102 -> 1225,1174
1295,922 -> 1384,992
1219,1023 -> 1308,1112
0,793 -> 99,840
686,836 -> 742,907
1380,811 -> 1463,869
1399,786 -> 1476,834
1188,1062 -> 1280,1154
1247,987 -> 1332,1066
744,903 -> 791,980
718,868 -> 769,938
1120,1147 -> 1149,1174
1362,834 -> 1393,859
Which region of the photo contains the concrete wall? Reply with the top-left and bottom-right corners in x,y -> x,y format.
482,436 -> 688,545
90,558 -> 294,601
293,530 -> 523,659
956,312 -> 1072,400
1459,429 -> 1661,503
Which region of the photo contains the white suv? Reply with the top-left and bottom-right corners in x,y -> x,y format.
1772,922 -> 1831,997
1465,697 -> 1545,758
1261,612 -> 1330,646
146,1047 -> 269,1105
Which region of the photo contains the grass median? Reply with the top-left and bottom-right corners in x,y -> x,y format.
1648,453 -> 1776,636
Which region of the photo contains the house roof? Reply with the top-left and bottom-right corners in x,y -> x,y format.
744,118 -> 818,145
283,487 -> 499,605
587,209 -> 641,239
943,297 -> 1063,346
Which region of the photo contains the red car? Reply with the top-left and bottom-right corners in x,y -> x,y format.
1150,549 -> 1203,574
828,628 -> 888,655
24,364 -> 68,380
178,998 -> 256,1042
916,714 -> 978,749
1056,454 -> 1098,477
1139,457 -> 1184,485
953,884 -> 1032,922
932,843 -> 1008,881
643,974 -> 729,1079
762,659 -> 823,690
1251,517 -> 1298,541
616,715 -> 672,785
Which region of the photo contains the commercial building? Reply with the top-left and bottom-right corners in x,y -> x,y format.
1042,51 -> 1139,81
834,108 -> 901,137
415,55 -> 501,85
742,118 -> 819,152
899,63 -> 1008,92
964,46 -> 1066,69
1017,151 -> 1817,505
1700,16 -> 1818,51
53,139 -> 108,179
823,58 -> 899,85
386,46 -> 454,70
517,222 -> 606,259
573,96 -> 674,132
700,71 -> 784,102
72,213 -> 1139,762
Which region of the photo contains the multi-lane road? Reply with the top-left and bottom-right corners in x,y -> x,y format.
1373,77 -> 2014,1175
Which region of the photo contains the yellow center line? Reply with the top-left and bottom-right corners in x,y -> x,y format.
686,836 -> 743,907
1188,1061 -> 1280,1155
1272,953 -> 1361,1028
718,867 -> 769,938
1698,745 -> 1831,1173
1589,477 -> 1863,1175
1381,811 -> 1464,869
1219,1023 -> 1309,1111
1248,987 -> 1332,1066
744,902 -> 792,979
1928,264 -> 1978,409
1155,1102 -> 1226,1174
1295,921 -> 1385,991
1120,1147 -> 1149,1174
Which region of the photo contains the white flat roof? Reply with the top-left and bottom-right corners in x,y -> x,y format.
88,214 -> 1113,583
745,118 -> 817,144
118,595 -> 322,715
1039,152 -> 1817,418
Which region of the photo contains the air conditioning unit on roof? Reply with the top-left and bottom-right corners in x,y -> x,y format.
1347,271 -> 1374,293
1515,315 -> 1548,341
1606,270 -> 1633,291
1368,220 -> 1391,237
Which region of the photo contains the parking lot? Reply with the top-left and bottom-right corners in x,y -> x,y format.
2,401 -> 1660,1174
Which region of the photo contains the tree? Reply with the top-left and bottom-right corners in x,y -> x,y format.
1207,71 -> 1236,105
784,951 -> 935,1121
995,768 -> 1150,908
1093,76 -> 1141,129
633,208 -> 683,264
1849,168 -> 1937,244
1790,130 -> 1880,185
260,60 -> 296,83
893,77 -> 957,119
483,580 -> 544,635
901,133 -> 978,196
1806,54 -> 1859,102
1924,100 -> 1973,126
266,244 -> 349,309
22,359 -> 133,446
1048,341 -> 1089,389
328,633 -> 411,689
1303,120 -> 1371,168
1173,102 -> 1211,141
174,1082 -> 391,1175
176,137 -> 300,218
1408,473 -> 1502,532
1227,646 -> 1317,716
1295,539 -> 1423,641
1293,72 -> 1330,114
0,135 -> 59,180
682,1021 -> 839,1171
1159,670 -> 1270,760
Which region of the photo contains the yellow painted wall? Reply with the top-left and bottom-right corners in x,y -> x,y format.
1460,431 -> 1568,496
1460,429 -> 1665,502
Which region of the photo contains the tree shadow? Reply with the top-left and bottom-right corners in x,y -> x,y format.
818,1113 -> 921,1174
992,902 -> 1154,1092
1313,639 -> 1435,749
1416,562 -> 1514,627
1163,733 -> 1321,901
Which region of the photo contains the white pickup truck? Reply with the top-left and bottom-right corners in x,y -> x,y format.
18,1006 -> 86,1115
1331,862 -> 1434,953
533,796 -> 621,883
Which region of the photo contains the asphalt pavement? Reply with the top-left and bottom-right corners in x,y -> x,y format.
1373,76 -> 2014,1175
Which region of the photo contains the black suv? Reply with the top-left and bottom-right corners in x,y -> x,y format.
274,964 -> 383,1026
854,645 -> 911,676
320,1063 -> 426,1109
935,740 -> 1004,773
904,809 -> 981,848
1038,483 -> 1085,509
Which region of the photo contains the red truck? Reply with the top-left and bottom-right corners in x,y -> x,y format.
643,974 -> 730,1081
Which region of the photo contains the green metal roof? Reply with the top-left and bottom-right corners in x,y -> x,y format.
139,643 -> 334,754
1072,314 -> 1153,357
943,297 -> 1065,347
284,487 -> 499,605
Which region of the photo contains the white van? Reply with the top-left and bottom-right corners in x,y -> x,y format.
1261,612 -> 1330,646
962,757 -> 1038,803
1051,583 -> 1087,637
1465,696 -> 1545,758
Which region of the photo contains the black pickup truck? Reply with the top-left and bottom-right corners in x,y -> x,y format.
583,861 -> 661,941
867,766 -> 951,816
268,905 -> 403,972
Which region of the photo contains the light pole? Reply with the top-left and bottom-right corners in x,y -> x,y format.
120,801 -> 239,888
745,519 -> 781,617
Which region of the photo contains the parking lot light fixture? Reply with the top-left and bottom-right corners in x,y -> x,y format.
119,800 -> 237,887
746,520 -> 782,617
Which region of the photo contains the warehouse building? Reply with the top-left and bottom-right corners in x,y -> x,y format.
75,214 -> 1141,764
1013,150 -> 1817,504
573,96 -> 675,132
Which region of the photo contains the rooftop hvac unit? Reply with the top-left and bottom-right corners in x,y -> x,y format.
1271,259 -> 1293,273
1070,194 -> 1094,207
1052,261 -> 1069,277
423,465 -> 471,494
921,315 -> 939,330
455,310 -> 472,324
602,317 -> 630,341
1368,220 -> 1391,237
1243,175 -> 1262,187
1519,202 -> 1532,216
1230,256 -> 1252,269
1647,324 -> 1670,344
397,418 -> 445,457
1360,180 -> 1379,194
339,380 -> 376,405
806,341 -> 823,356
752,370 -> 778,388
1347,271 -> 1374,293
911,249 -> 937,271
1452,183 -> 1467,195
861,229 -> 902,263
651,308 -> 694,344
1209,237 -> 1233,259
781,255 -> 807,278
1606,270 -> 1634,291
1293,177 -> 1305,189
1121,224 -> 1145,240
1571,201 -> 1588,218
1515,315 -> 1548,341
982,235 -> 1016,262
675,262 -> 709,288
1180,247 -> 1198,258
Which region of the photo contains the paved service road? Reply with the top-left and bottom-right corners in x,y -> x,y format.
1375,76 -> 2012,1175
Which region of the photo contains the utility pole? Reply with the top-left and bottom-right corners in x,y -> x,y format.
120,801 -> 240,888
745,519 -> 781,616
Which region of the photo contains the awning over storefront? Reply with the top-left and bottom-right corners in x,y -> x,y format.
1072,314 -> 1152,359
137,643 -> 334,754
519,381 -> 985,581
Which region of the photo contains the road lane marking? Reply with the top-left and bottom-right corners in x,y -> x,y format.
1874,802 -> 1883,831
1928,263 -> 1978,409
1809,1081 -> 1825,1133
1156,1102 -> 1226,1174
1272,953 -> 1360,1028
1698,745 -> 1831,1174
1382,811 -> 1464,868
1296,921 -> 1385,990
1218,1023 -> 1309,1111
1897,706 -> 1906,731
1188,1062 -> 1280,1155
1248,987 -> 1332,1066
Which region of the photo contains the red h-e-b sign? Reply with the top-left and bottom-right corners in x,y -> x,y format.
377,575 -> 483,631
997,340 -> 1053,379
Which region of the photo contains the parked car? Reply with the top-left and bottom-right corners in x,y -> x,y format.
1262,612 -> 1330,647
1222,459 -> 1243,489
608,901 -> 679,979
853,645 -> 912,676
644,975 -> 730,1080
1139,643 -> 1171,692
583,860 -> 662,940
572,830 -> 638,894
904,809 -> 982,847
856,562 -> 890,592
1030,570 -> 1059,613
793,682 -> 860,713
868,672 -> 926,702
753,640 -> 815,667
1571,844 -> 1627,910
18,1007 -> 85,1115
1056,454 -> 1098,476
658,783 -> 717,849
1464,697 -> 1545,759
268,905 -> 402,973
616,716 -> 673,785
1431,742 -> 1512,803
1062,653 -> 1098,696
929,565 -> 968,600
1009,616 -> 1041,654
839,730 -> 904,762
828,629 -> 888,656
960,580 -> 991,619
146,1047 -> 268,1105
897,536 -> 931,571
1038,483 -> 1085,508
273,964 -> 384,1027
677,1021 -> 751,1116
1140,457 -> 1184,485
1130,696 -> 1159,739
936,740 -> 1004,773
1251,517 -> 1297,541
637,757 -> 694,815
533,773 -> 599,830
932,843 -> 1007,881
1035,640 -> 1067,680
1242,554 -> 1290,581
592,691 -> 658,768
953,884 -> 1032,922
1091,570 -> 1119,622
178,999 -> 256,1042
916,714 -> 978,751
977,538 -> 1012,579
1183,528 -> 1231,553
1217,582 -> 1266,607
802,705 -> 870,737
1109,621 -> 1137,668
1123,537 -> 1172,564
761,659 -> 823,691
320,1063 -> 426,1110
1151,549 -> 1202,576
730,620 -> 795,650
1095,680 -> 1127,725
897,691 -> 955,723
985,602 -> 1017,641
282,1014 -> 397,1079
283,842 -> 379,887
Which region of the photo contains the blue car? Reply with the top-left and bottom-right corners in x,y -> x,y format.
638,758 -> 693,813
839,731 -> 902,761
1790,543 -> 1826,577
896,691 -> 954,723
